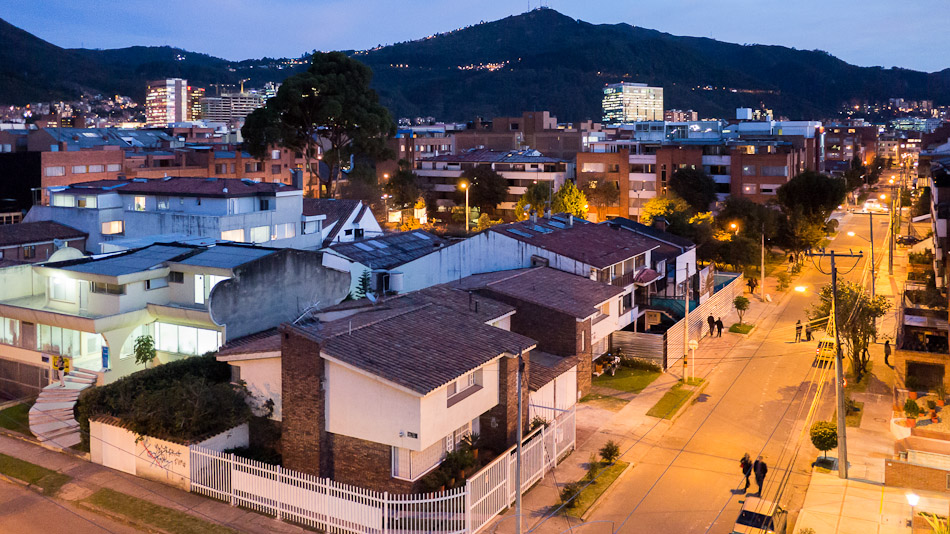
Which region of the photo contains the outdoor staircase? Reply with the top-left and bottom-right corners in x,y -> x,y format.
28,367 -> 99,449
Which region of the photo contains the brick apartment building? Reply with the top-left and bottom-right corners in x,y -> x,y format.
454,111 -> 595,160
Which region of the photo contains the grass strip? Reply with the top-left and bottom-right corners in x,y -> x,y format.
0,452 -> 71,495
83,488 -> 239,534
565,461 -> 629,518
579,393 -> 628,412
729,323 -> 755,334
0,399 -> 35,433
646,378 -> 705,419
592,367 -> 661,394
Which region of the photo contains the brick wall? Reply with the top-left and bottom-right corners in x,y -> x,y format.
885,458 -> 950,492
479,354 -> 530,453
280,326 -> 328,477
327,433 -> 415,493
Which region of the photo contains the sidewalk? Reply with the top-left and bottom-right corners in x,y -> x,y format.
794,472 -> 949,534
485,284 -> 778,533
0,430 -> 306,534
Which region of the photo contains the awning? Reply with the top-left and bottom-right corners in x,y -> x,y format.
634,268 -> 663,286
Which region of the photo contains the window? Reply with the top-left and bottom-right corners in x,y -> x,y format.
743,184 -> 758,194
354,228 -> 364,239
446,369 -> 482,405
302,220 -> 319,235
629,164 -> 656,174
106,164 -> 121,172
77,195 -> 97,208
761,166 -> 787,177
220,229 -> 245,242
101,221 -> 124,235
194,274 -> 230,304
272,222 -> 296,240
88,164 -> 104,173
580,162 -> 605,173
44,166 -> 65,177
742,165 -> 756,176
259,198 -> 274,211
145,277 -> 168,290
90,282 -> 125,295
133,196 -> 146,211
168,271 -> 184,283
271,150 -> 280,160
635,254 -> 646,270
49,277 -> 77,303
154,322 -> 222,356
156,197 -> 170,210
271,164 -> 281,174
51,194 -> 76,207
0,317 -> 20,345
71,165 -> 87,174
250,225 -> 270,243
599,302 -> 610,316
23,245 -> 35,259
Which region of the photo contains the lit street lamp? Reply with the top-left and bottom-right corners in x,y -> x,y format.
459,181 -> 470,234
907,493 -> 920,528
847,219 -> 876,298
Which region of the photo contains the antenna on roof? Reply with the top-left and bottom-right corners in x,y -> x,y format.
292,300 -> 321,324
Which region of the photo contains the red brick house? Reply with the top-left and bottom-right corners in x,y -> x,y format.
0,221 -> 87,262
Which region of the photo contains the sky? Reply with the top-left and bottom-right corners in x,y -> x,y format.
2,0 -> 948,72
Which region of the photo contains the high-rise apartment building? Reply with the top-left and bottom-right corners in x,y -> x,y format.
664,109 -> 699,122
188,86 -> 205,122
199,93 -> 266,123
145,78 -> 189,126
602,82 -> 664,124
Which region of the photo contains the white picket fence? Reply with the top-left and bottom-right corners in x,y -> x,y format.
190,406 -> 575,533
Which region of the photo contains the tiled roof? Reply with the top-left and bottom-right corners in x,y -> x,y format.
604,218 -> 695,250
306,302 -> 536,395
451,267 -> 622,319
0,221 -> 87,247
217,328 -> 280,358
529,351 -> 577,391
422,148 -> 563,164
489,214 -> 658,269
303,198 -> 362,246
328,231 -> 446,270
318,285 -> 515,326
59,176 -> 295,198
41,127 -> 175,149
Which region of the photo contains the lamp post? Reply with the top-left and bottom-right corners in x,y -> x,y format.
906,493 -> 920,528
459,181 -> 469,234
634,184 -> 645,223
847,224 -> 876,298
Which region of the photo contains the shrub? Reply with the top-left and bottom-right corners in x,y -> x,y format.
905,375 -> 921,392
733,296 -> 750,324
529,416 -> 549,432
776,272 -> 791,292
928,400 -> 938,411
904,398 -> 921,419
621,358 -> 661,373
599,440 -> 620,464
585,453 -> 600,481
560,481 -> 584,508
809,421 -> 837,458
75,355 -> 248,448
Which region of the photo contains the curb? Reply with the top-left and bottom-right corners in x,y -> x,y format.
668,379 -> 710,424
580,460 -> 635,522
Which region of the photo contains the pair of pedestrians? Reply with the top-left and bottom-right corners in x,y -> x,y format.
739,454 -> 768,495
794,320 -> 813,342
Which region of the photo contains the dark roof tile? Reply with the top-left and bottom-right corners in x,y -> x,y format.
0,221 -> 87,248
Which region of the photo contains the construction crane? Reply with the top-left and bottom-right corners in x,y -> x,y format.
239,78 -> 251,94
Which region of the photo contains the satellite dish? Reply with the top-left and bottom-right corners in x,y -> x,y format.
523,203 -> 531,212
366,293 -> 377,303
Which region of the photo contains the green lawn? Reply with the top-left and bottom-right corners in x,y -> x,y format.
0,452 -> 71,495
0,399 -> 35,434
846,361 -> 874,394
729,323 -> 755,334
592,367 -> 661,394
82,488 -> 239,534
579,393 -> 628,412
565,461 -> 629,518
646,378 -> 706,419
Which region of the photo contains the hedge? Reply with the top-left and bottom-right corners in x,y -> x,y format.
75,355 -> 250,448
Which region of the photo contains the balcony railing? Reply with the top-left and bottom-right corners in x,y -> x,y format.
610,270 -> 636,288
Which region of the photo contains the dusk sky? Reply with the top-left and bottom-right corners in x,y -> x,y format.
3,0 -> 949,72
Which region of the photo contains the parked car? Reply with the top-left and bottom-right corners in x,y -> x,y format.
733,497 -> 787,534
897,235 -> 922,246
863,199 -> 888,213
815,336 -> 837,366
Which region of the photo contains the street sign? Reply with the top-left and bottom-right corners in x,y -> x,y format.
102,346 -> 110,369
688,340 -> 699,351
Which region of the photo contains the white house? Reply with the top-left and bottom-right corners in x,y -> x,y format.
302,198 -> 382,247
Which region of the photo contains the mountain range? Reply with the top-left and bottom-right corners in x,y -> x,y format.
2,8 -> 949,121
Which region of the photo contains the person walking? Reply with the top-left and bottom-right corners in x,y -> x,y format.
795,320 -> 802,342
55,356 -> 66,388
884,340 -> 892,367
805,321 -> 813,342
715,317 -> 724,337
747,277 -> 758,294
740,453 -> 753,492
707,314 -> 716,338
753,456 -> 768,495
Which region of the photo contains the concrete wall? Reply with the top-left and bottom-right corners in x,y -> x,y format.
233,357 -> 282,420
529,366 -> 577,422
885,458 -> 950,492
209,249 -> 350,340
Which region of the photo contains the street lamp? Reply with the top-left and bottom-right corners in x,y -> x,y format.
459,181 -> 469,234
730,222 -> 739,235
907,493 -> 920,528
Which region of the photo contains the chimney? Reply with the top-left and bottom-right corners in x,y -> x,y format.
653,216 -> 668,232
544,208 -> 552,218
568,214 -> 574,227
529,210 -> 537,223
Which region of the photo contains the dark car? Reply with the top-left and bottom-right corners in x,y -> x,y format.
897,235 -> 922,246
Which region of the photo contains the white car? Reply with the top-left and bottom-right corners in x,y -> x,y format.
733,497 -> 787,534
863,199 -> 888,213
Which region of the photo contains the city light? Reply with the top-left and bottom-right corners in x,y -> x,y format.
794,286 -> 807,293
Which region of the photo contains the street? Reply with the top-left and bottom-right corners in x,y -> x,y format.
578,210 -> 893,534
0,479 -> 142,534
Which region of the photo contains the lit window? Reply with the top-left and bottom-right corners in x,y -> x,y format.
249,225 -> 269,243
220,229 -> 245,242
101,220 -> 124,235
49,277 -> 77,303
77,195 -> 97,208
133,196 -> 146,211
51,194 -> 76,208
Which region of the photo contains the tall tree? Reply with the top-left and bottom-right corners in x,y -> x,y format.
776,171 -> 847,221
669,167 -> 718,212
385,163 -> 421,208
459,166 -> 509,215
514,181 -> 553,220
639,195 -> 694,235
808,280 -> 890,382
242,52 -> 395,197
581,179 -> 620,221
339,163 -> 381,208
552,181 -> 589,219
716,196 -> 782,240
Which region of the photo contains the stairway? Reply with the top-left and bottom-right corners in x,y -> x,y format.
29,367 -> 99,449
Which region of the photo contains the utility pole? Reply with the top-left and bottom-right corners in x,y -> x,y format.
868,211 -> 875,298
888,187 -> 895,275
807,249 -> 862,480
683,263 -> 690,381
515,352 -> 524,534
760,223 -> 766,301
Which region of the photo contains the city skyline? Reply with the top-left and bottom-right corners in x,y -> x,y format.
3,0 -> 949,72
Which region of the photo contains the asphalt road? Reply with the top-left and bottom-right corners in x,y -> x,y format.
584,210 -> 890,534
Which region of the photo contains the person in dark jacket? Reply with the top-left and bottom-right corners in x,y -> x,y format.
753,456 -> 768,495
740,453 -> 752,492
715,317 -> 724,337
884,340 -> 892,367
795,320 -> 803,342
707,315 -> 716,337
